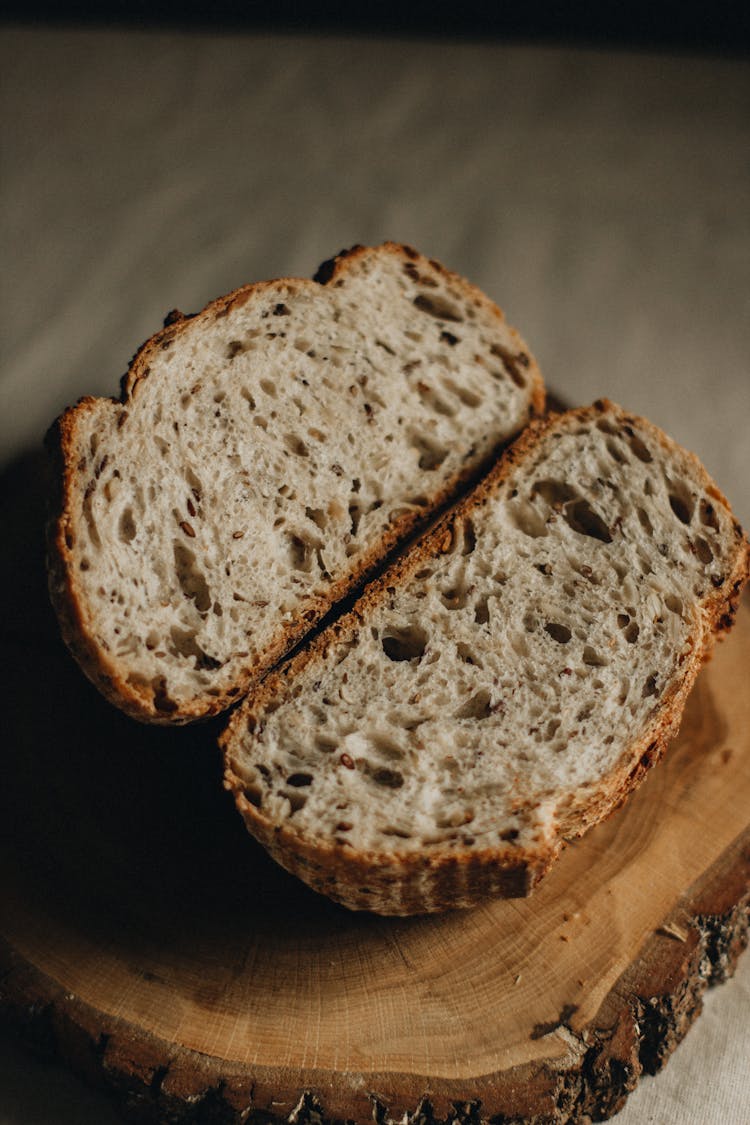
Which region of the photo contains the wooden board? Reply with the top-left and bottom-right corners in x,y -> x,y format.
0,450 -> 748,1125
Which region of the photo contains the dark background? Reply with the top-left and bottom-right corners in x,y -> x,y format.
2,2 -> 750,54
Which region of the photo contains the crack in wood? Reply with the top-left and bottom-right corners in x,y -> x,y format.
529,1004 -> 580,1041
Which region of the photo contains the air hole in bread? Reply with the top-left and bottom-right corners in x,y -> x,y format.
370,767 -> 404,788
605,438 -> 628,465
173,542 -> 211,613
315,547 -> 330,578
415,382 -> 456,417
545,622 -> 571,644
81,485 -> 101,548
408,433 -> 448,471
306,506 -> 327,531
596,418 -> 618,435
694,536 -> 714,564
436,808 -> 475,829
442,376 -> 481,408
545,718 -> 561,740
699,498 -> 720,531
80,558 -> 90,570
151,675 -> 177,714
184,467 -> 202,498
454,690 -> 493,720
381,624 -> 428,663
259,378 -> 277,398
382,826 -> 411,839
441,584 -> 469,611
348,503 -> 363,536
240,386 -> 256,410
563,499 -> 612,543
642,673 -> 659,698
284,433 -> 309,458
637,507 -> 654,536
583,646 -> 608,667
462,519 -> 477,555
624,622 -> 640,643
285,791 -> 307,814
531,479 -> 577,508
626,431 -> 653,462
440,330 -> 460,346
489,342 -> 529,387
669,492 -> 693,525
474,595 -> 490,624
287,533 -> 323,573
508,500 -> 548,538
664,594 -> 683,615
119,507 -> 136,543
169,625 -> 222,670
287,772 -> 313,787
456,642 -> 482,666
371,736 -> 405,761
244,786 -> 262,808
253,416 -> 268,431
315,736 -> 337,753
413,293 -> 463,322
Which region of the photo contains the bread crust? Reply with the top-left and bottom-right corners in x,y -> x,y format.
46,243 -> 545,724
221,401 -> 750,914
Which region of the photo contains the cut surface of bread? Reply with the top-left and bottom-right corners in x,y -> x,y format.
222,401 -> 750,915
47,243 -> 543,723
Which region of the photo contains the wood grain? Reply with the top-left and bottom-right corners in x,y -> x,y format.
0,450 -> 748,1124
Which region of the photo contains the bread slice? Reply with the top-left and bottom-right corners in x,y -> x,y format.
222,401 -> 750,915
46,243 -> 544,723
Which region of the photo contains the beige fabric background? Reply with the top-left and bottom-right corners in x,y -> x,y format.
1,25 -> 748,1124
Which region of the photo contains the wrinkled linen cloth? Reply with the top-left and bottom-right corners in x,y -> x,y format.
1,24 -> 748,1125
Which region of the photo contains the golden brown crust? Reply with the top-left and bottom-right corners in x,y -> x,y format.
46,243 -> 544,724
221,401 -> 750,914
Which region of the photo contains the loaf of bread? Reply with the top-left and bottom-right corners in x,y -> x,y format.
222,401 -> 750,915
46,243 -> 543,723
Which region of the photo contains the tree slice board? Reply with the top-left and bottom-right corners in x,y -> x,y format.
0,451 -> 748,1125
